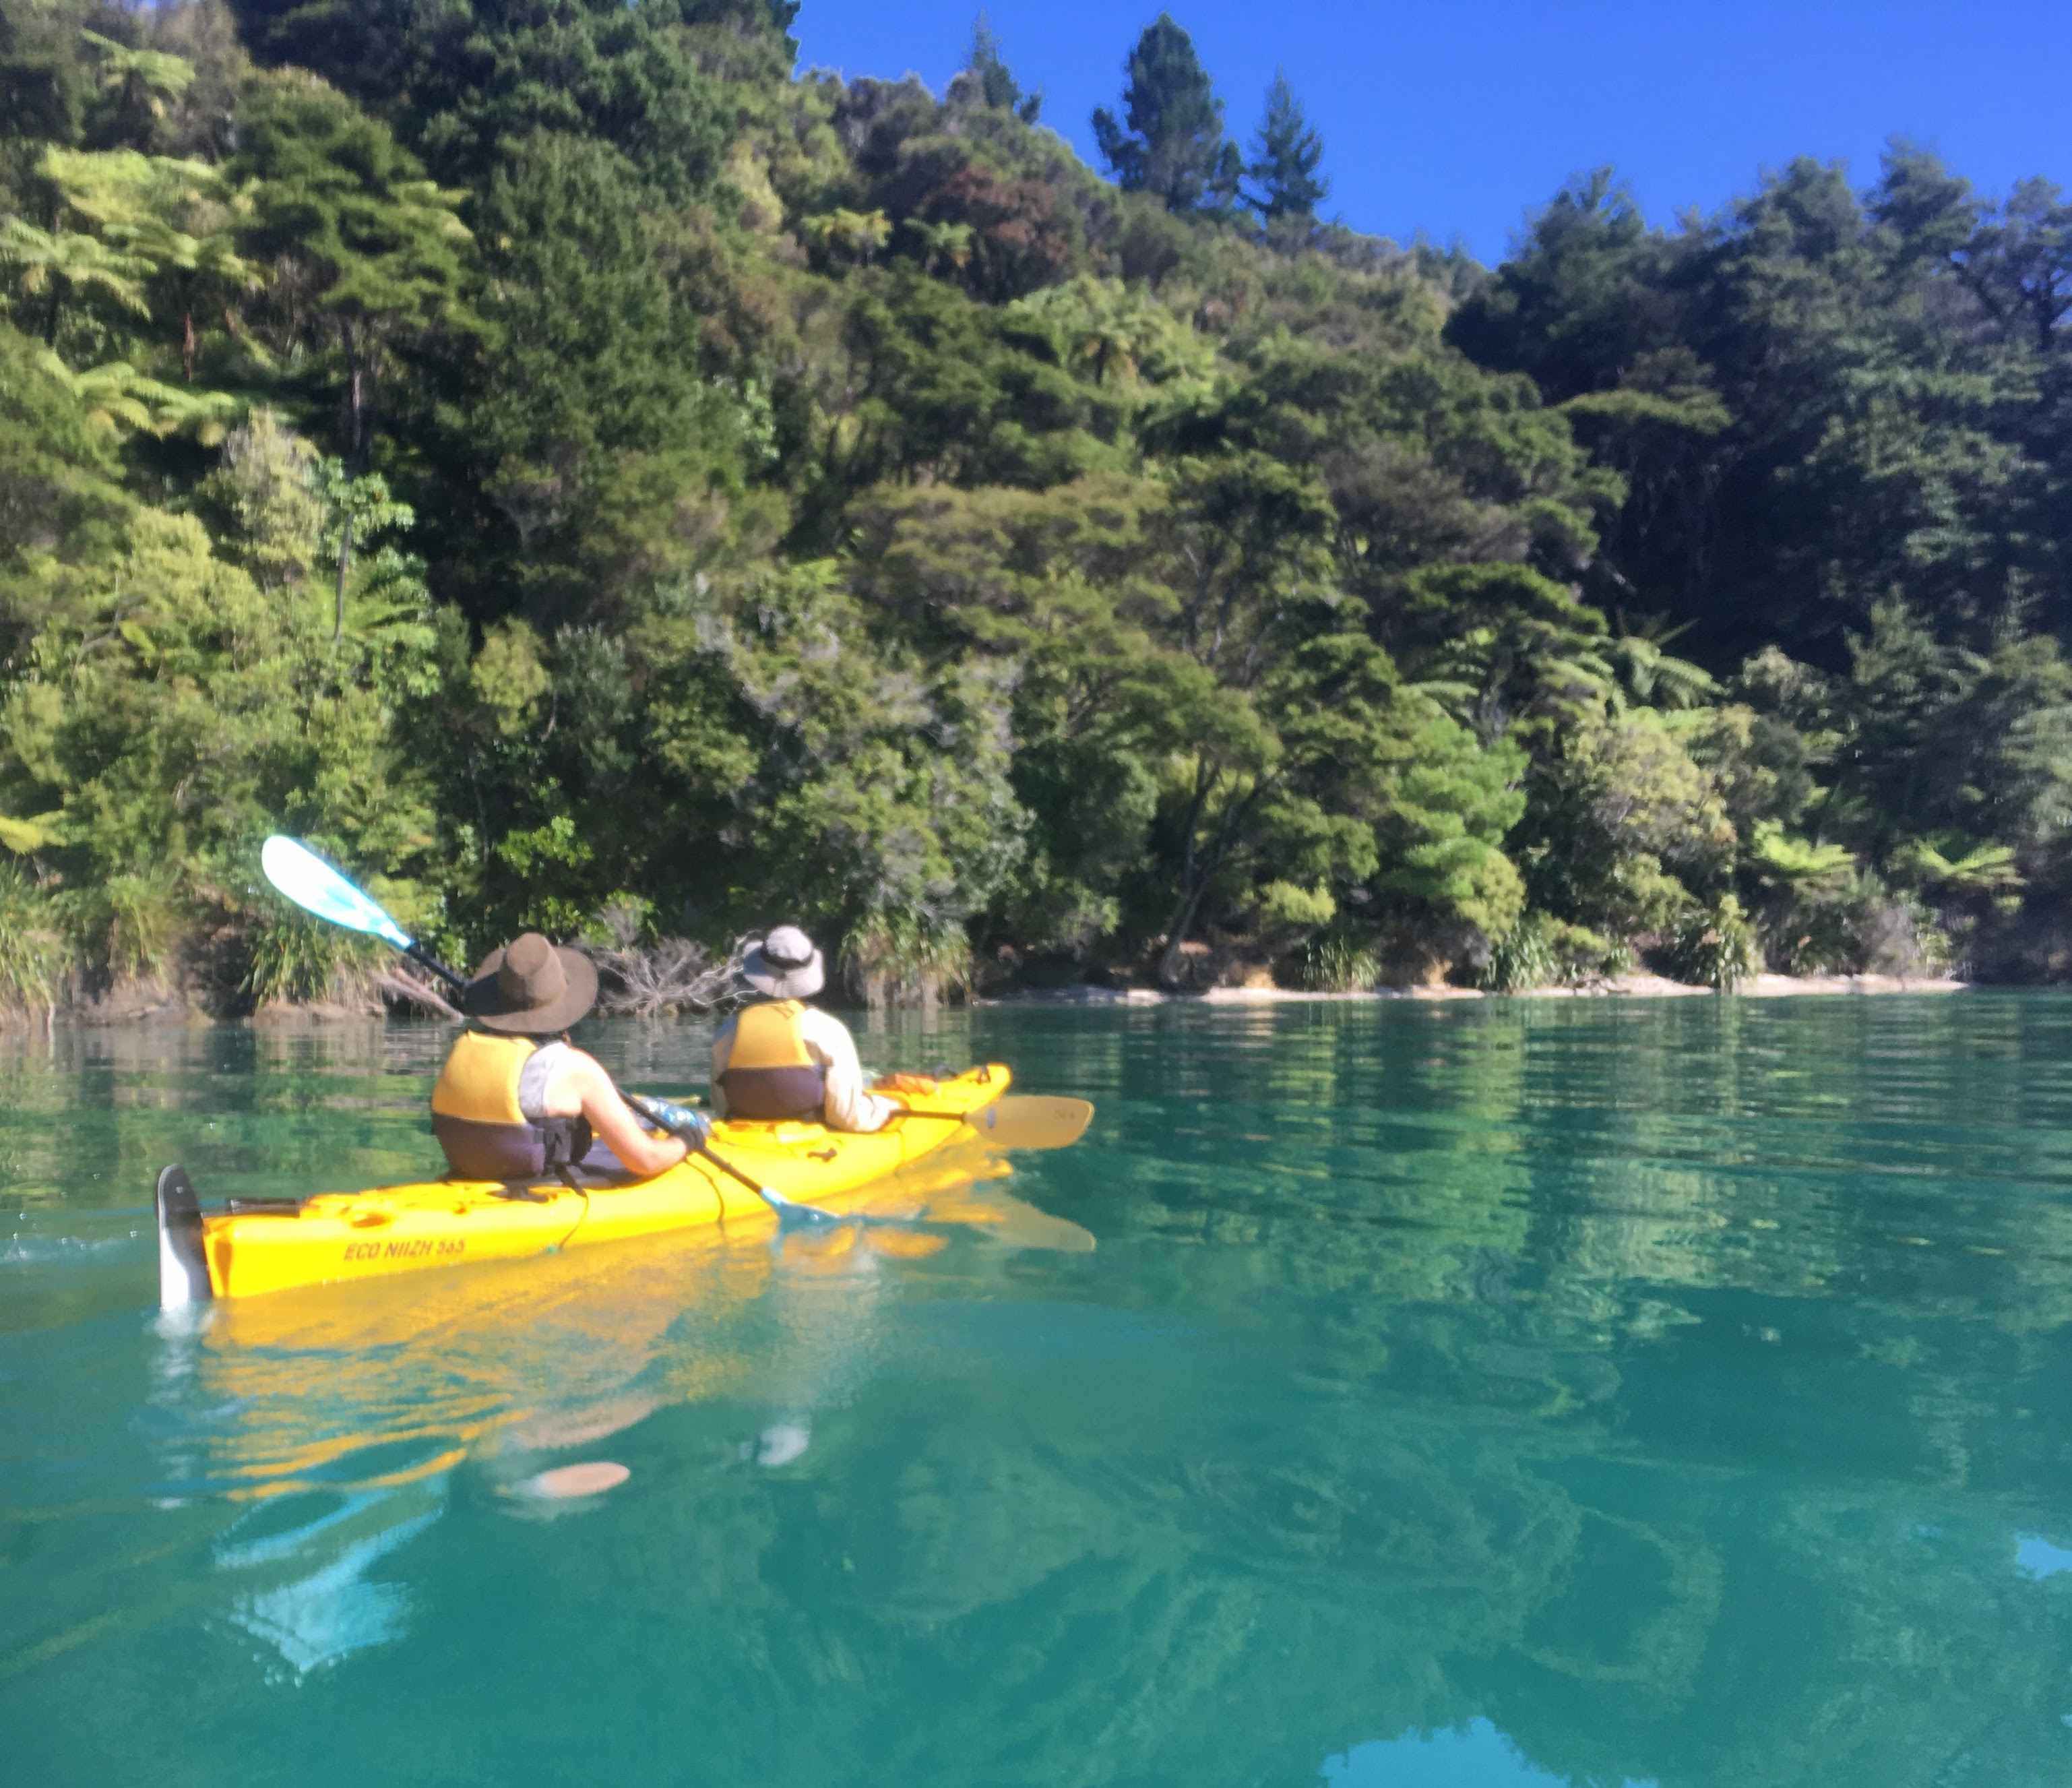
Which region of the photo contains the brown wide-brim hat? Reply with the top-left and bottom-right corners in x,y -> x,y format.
464,932 -> 599,1035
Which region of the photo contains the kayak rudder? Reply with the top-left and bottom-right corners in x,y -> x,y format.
156,1164 -> 212,1309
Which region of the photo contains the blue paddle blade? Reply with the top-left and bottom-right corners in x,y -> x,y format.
261,836 -> 416,954
760,1186 -> 844,1229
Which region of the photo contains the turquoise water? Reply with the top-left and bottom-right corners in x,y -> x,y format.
4,996 -> 2071,1787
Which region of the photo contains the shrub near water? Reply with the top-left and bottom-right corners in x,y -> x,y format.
1480,914 -> 1632,993
61,870 -> 184,989
1765,870 -> 1953,979
1301,933 -> 1381,992
1660,894 -> 1761,993
0,867 -> 64,1018
239,906 -> 379,1010
840,911 -> 975,1008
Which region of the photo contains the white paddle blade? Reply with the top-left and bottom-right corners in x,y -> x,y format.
261,836 -> 415,953
948,1097 -> 1095,1150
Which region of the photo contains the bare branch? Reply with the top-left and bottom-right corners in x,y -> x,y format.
377,968 -> 462,1020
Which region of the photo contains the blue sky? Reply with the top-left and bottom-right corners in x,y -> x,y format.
792,1 -> 2071,264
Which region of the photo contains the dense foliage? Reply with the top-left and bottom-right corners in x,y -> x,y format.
3,1 -> 2069,1012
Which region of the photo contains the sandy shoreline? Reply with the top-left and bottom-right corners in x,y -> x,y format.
983,972 -> 1970,1007
0,970 -> 1974,1032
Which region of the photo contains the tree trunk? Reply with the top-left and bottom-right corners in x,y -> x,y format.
1156,761 -> 1219,986
1156,878 -> 1213,989
345,331 -> 368,463
336,348 -> 365,642
1156,771 -> 1274,989
334,512 -> 352,642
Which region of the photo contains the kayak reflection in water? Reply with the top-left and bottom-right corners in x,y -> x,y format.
166,1191 -> 1050,1674
430,931 -> 691,1183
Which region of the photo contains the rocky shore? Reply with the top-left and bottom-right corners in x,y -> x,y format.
982,972 -> 1970,1006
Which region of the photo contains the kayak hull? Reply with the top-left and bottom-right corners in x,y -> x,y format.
166,1065 -> 1011,1304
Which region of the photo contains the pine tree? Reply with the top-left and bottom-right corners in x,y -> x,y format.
1090,14 -> 1239,216
963,13 -> 1040,124
1244,69 -> 1327,225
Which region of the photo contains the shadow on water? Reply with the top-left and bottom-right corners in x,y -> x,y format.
3,998 -> 2072,1787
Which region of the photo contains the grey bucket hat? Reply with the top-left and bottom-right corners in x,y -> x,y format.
741,925 -> 825,1000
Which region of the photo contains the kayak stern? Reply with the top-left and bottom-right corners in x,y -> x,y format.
156,1165 -> 213,1309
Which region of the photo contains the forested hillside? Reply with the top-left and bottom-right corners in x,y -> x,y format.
3,1 -> 2069,1014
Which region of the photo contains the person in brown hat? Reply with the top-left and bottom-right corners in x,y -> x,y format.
708,925 -> 896,1132
429,932 -> 688,1181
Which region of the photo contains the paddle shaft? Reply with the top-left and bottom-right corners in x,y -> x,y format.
624,1093 -> 746,1184
406,944 -> 470,995
624,1094 -> 836,1225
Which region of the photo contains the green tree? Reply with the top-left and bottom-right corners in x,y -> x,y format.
228,71 -> 477,639
0,0 -> 94,166
0,505 -> 441,934
1,136 -> 254,403
1007,274 -> 1215,391
227,0 -> 730,196
1400,562 -> 1615,746
76,27 -> 195,150
442,131 -> 745,627
230,73 -> 474,464
0,318 -> 131,657
1243,69 -> 1325,227
1963,175 -> 2072,355
1371,710 -> 1527,946
805,268 -> 1121,519
1517,706 -> 1736,941
1445,169 -> 1672,402
956,14 -> 1040,125
195,405 -> 323,590
836,476 -> 1175,956
698,561 -> 1028,972
1835,600 -> 2072,863
1091,14 -> 1240,216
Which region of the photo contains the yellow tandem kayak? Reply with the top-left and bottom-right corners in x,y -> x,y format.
156,1064 -> 1013,1306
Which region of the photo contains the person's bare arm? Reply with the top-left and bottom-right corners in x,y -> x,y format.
560,1051 -> 688,1179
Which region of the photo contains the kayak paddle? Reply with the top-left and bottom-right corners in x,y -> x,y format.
259,836 -> 469,995
259,835 -> 844,1227
891,1095 -> 1093,1150
624,1094 -> 841,1229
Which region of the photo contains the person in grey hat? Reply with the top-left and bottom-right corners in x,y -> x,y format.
708,925 -> 894,1132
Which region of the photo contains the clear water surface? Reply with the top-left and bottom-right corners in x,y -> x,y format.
3,995 -> 2071,1787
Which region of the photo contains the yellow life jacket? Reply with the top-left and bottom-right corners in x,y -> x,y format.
430,1030 -> 590,1181
718,999 -> 828,1121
